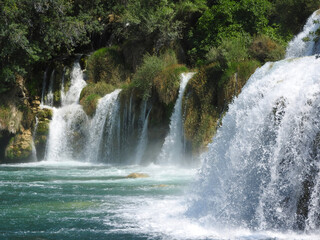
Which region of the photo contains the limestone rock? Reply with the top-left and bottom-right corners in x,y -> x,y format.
5,129 -> 33,162
126,173 -> 149,178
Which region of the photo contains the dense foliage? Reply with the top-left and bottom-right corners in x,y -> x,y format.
0,0 -> 319,94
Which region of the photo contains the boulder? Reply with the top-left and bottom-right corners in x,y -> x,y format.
126,173 -> 149,178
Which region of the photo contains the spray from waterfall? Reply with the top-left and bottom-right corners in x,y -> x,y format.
187,10 -> 320,232
158,72 -> 195,165
45,61 -> 87,162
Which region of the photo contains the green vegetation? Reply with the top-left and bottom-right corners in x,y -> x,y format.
131,50 -> 178,100
80,82 -> 116,116
86,46 -> 126,84
154,64 -> 188,105
1,0 -> 319,154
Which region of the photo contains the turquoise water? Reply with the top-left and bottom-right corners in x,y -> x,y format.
1,161 -> 320,240
0,162 -> 196,240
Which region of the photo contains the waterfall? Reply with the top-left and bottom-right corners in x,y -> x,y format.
44,70 -> 55,107
87,89 -> 122,163
62,63 -> 86,106
286,10 -> 320,58
158,72 -> 195,165
41,68 -> 48,105
31,117 -> 39,162
45,62 -> 88,162
187,11 -> 320,232
60,67 -> 66,105
135,107 -> 152,165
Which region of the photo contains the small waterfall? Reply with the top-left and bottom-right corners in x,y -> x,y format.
31,117 -> 39,162
157,72 -> 195,165
45,62 -> 88,162
286,10 -> 320,58
62,63 -> 86,106
135,107 -> 152,164
60,67 -> 66,105
44,70 -> 55,106
41,68 -> 48,105
87,89 -> 122,163
187,11 -> 320,231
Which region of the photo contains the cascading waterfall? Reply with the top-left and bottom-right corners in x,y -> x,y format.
45,62 -> 88,162
41,68 -> 48,105
31,117 -> 39,162
187,11 -> 320,232
87,89 -> 121,163
286,10 -> 320,58
60,67 -> 66,105
135,107 -> 152,164
158,72 -> 195,165
44,70 -> 55,106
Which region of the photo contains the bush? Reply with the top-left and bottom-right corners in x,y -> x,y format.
206,36 -> 250,66
86,46 -> 124,84
132,50 -> 178,99
249,34 -> 285,62
153,64 -> 188,105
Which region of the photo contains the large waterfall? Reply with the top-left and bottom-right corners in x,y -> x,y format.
187,11 -> 320,232
45,62 -> 88,162
158,72 -> 195,165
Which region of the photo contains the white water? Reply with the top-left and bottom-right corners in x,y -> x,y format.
45,62 -> 88,162
60,67 -> 66,104
135,107 -> 152,164
286,10 -> 320,58
44,70 -> 55,106
87,89 -> 121,163
61,63 -> 86,106
158,72 -> 195,165
41,68 -> 48,105
187,14 -> 320,232
31,116 -> 39,162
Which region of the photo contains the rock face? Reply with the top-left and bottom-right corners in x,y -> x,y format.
0,75 -> 39,163
5,129 -> 33,162
126,173 -> 150,178
34,108 -> 52,160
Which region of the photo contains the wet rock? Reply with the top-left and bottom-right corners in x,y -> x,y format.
5,129 -> 33,162
126,173 -> 149,178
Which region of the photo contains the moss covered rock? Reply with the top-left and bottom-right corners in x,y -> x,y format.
86,46 -> 126,85
183,60 -> 260,153
153,64 -> 188,105
5,129 -> 33,162
34,108 -> 53,160
79,82 -> 116,116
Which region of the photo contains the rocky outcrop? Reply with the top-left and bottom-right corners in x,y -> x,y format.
34,108 -> 52,160
0,75 -> 39,163
5,129 -> 33,162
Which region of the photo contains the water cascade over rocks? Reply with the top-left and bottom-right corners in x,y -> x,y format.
87,89 -> 122,163
187,10 -> 320,232
135,106 -> 152,164
158,72 -> 195,165
45,62 -> 88,162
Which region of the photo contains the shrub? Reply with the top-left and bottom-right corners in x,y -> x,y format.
86,46 -> 124,84
206,36 -> 250,65
249,34 -> 285,62
153,64 -> 188,105
132,50 -> 178,99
